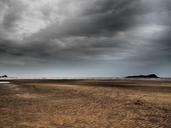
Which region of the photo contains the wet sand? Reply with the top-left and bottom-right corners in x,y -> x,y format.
0,79 -> 171,128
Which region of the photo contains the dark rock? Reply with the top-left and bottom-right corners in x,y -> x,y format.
0,75 -> 8,78
2,75 -> 8,78
125,74 -> 159,79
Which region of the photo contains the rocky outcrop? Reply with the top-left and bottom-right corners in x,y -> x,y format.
0,75 -> 8,78
125,74 -> 159,79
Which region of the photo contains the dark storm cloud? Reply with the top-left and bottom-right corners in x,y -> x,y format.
14,0 -> 147,63
0,0 -> 146,63
31,0 -> 146,39
0,36 -> 130,64
0,0 -> 171,76
0,0 -> 25,31
3,7 -> 20,30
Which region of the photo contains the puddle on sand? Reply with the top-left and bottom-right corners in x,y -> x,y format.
0,81 -> 10,84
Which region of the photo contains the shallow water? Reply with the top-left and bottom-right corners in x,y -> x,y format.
0,81 -> 10,84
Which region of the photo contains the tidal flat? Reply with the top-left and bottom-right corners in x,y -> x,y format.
0,79 -> 171,128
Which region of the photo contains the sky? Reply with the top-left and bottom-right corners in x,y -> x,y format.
0,0 -> 171,78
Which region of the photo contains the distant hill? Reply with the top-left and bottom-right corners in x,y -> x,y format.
125,74 -> 159,79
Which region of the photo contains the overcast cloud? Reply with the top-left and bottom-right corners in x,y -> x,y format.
0,0 -> 171,77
